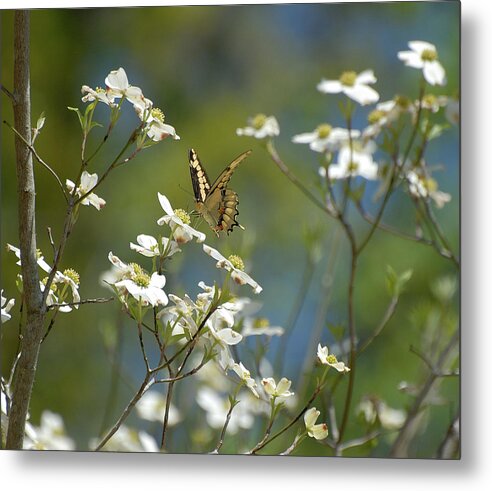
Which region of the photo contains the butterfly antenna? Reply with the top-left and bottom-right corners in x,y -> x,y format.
178,183 -> 194,198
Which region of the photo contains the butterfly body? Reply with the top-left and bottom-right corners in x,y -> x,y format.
189,148 -> 251,237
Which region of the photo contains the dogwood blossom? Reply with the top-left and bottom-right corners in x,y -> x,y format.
130,234 -> 180,258
292,124 -> 360,153
202,245 -> 262,294
196,387 -> 255,433
319,140 -> 378,180
91,425 -> 158,452
6,243 -> 52,273
236,114 -> 279,139
81,85 -> 116,106
104,67 -> 145,107
317,344 -> 350,372
304,407 -> 329,440
407,169 -> 451,208
363,97 -> 412,138
446,97 -> 459,125
1,290 -> 15,323
66,171 -> 106,210
241,317 -> 284,337
357,397 -> 406,430
261,377 -> 294,399
231,362 -> 259,397
115,267 -> 168,307
157,193 -> 206,244
317,70 -> 379,105
397,41 -> 446,86
133,100 -> 180,142
24,410 -> 75,450
135,390 -> 181,425
50,268 -> 81,310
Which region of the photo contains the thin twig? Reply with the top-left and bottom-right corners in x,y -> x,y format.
46,297 -> 114,309
3,119 -> 68,202
96,376 -> 154,451
390,330 -> 459,457
1,83 -> 16,102
358,296 -> 399,354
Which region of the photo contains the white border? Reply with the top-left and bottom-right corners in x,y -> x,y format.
3,0 -> 490,489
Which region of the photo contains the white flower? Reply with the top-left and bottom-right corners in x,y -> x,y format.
6,243 -> 52,273
407,169 -> 451,208
81,85 -> 116,106
304,407 -> 329,440
202,245 -> 262,294
134,101 -> 180,142
236,114 -> 279,139
51,268 -> 81,311
91,425 -> 158,452
319,140 -> 378,180
357,397 -> 406,430
66,171 -> 106,210
157,293 -> 200,336
231,362 -> 259,398
292,124 -> 360,153
241,317 -> 284,337
317,70 -> 379,105
115,269 -> 168,307
130,234 -> 180,258
1,290 -> 15,323
445,97 -> 459,125
196,387 -> 255,433
135,390 -> 181,425
261,377 -> 294,399
157,193 -> 206,244
397,41 -> 446,86
25,410 -> 75,450
363,97 -> 412,138
104,67 -> 145,107
317,344 -> 350,372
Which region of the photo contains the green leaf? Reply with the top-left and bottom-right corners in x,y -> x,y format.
67,106 -> 84,129
386,265 -> 413,297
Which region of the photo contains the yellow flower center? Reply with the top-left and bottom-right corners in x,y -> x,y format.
394,95 -> 411,109
252,113 -> 267,129
316,124 -> 332,138
36,248 -> 43,260
424,178 -> 438,193
63,268 -> 80,285
254,317 -> 270,329
368,109 -> 385,124
228,254 -> 245,271
151,107 -> 165,122
339,71 -> 357,87
327,354 -> 338,364
95,87 -> 106,94
41,277 -> 57,292
130,264 -> 151,287
422,94 -> 437,108
421,48 -> 437,62
174,209 -> 191,225
348,161 -> 359,173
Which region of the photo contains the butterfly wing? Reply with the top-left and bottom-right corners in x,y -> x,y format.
208,150 -> 252,195
189,148 -> 212,203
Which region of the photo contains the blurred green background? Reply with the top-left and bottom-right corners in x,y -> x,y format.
1,2 -> 459,456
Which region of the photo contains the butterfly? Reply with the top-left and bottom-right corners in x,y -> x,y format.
189,148 -> 252,237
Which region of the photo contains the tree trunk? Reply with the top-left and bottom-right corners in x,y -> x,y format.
6,10 -> 46,450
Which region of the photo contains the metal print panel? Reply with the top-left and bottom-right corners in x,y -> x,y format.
1,1 -> 460,458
